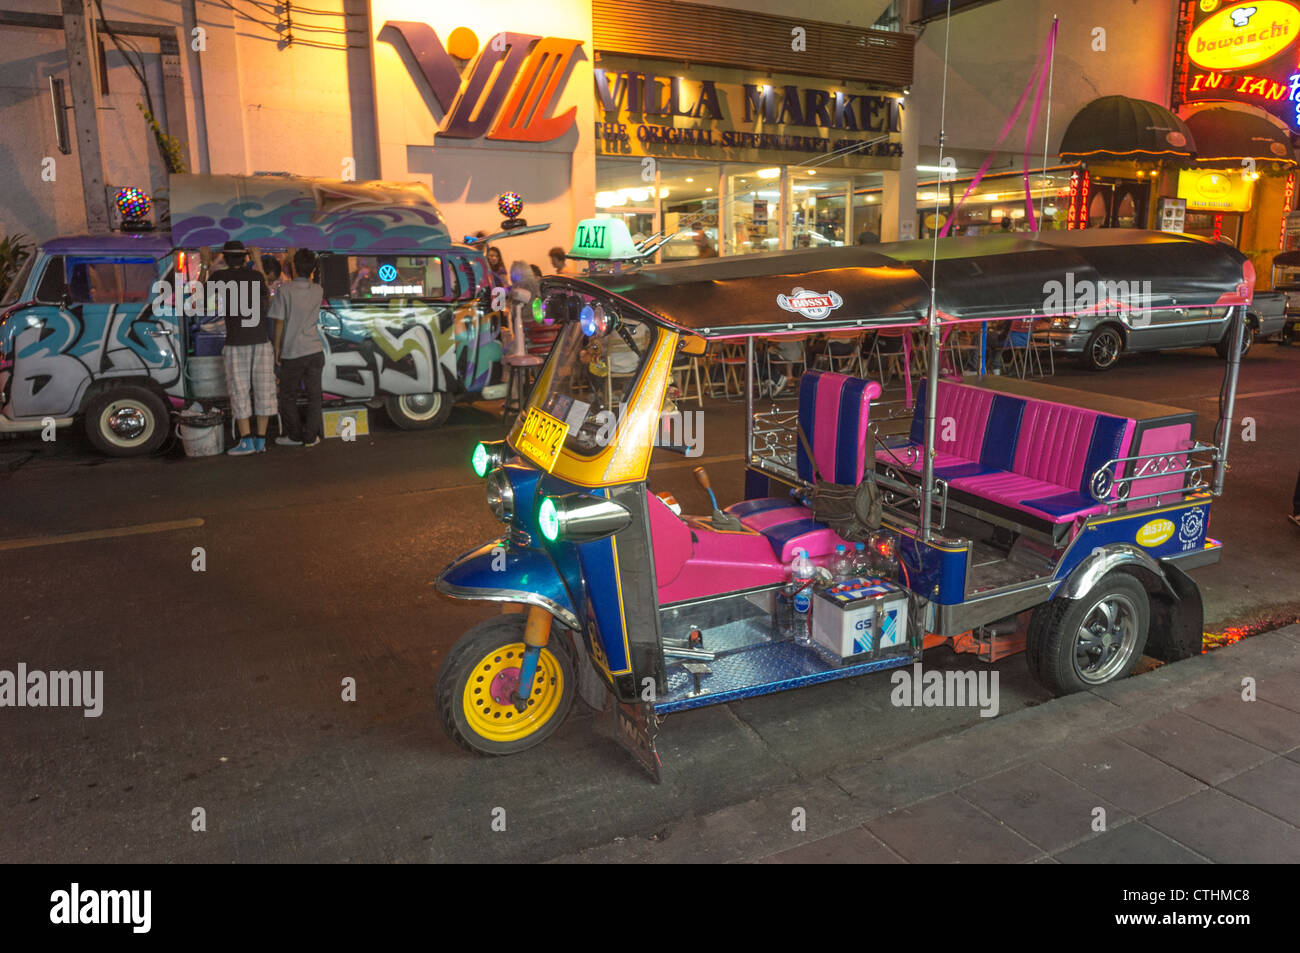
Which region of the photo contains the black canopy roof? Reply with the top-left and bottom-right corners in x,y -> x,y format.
549,230 -> 1252,337
1059,95 -> 1196,161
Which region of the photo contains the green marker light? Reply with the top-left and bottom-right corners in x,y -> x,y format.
471,442 -> 490,478
531,298 -> 544,322
538,497 -> 560,541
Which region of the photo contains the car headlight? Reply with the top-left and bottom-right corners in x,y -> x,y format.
536,493 -> 631,543
1051,317 -> 1080,330
472,440 -> 507,478
485,468 -> 515,523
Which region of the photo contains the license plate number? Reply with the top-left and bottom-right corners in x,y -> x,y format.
517,407 -> 569,471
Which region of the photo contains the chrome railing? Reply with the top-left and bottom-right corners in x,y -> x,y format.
1088,442 -> 1219,509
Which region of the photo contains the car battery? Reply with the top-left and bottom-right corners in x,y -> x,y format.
811,578 -> 910,664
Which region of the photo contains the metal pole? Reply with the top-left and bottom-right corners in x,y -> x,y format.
921,307 -> 941,540
745,335 -> 755,467
1213,306 -> 1245,495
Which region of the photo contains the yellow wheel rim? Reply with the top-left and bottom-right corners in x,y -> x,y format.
462,642 -> 564,743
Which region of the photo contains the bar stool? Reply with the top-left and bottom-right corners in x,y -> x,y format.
502,354 -> 542,424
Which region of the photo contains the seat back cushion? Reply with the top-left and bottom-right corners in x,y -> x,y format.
907,380 -> 996,463
978,394 -> 1026,472
797,370 -> 883,485
1012,401 -> 1098,488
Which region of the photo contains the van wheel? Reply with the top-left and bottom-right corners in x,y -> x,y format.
84,383 -> 170,457
1026,572 -> 1150,696
435,615 -> 576,756
1082,325 -> 1124,371
1215,325 -> 1255,360
385,392 -> 452,430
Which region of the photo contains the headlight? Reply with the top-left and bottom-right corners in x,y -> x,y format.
472,439 -> 507,478
536,493 -> 631,543
1051,317 -> 1079,330
485,468 -> 514,523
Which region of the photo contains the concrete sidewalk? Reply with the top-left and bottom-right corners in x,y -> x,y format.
556,625 -> 1300,863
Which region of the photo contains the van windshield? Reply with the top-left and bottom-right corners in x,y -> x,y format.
532,304 -> 656,458
1,255 -> 35,307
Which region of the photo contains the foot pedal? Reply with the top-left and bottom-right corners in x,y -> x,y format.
682,661 -> 712,698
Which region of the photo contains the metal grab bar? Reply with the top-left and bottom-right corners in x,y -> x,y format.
1088,442 -> 1221,505
877,469 -> 948,532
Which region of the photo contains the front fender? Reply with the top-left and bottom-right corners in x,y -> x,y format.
1056,544 -> 1173,601
436,538 -> 581,631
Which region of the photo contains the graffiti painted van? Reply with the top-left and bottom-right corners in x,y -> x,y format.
0,174 -> 500,456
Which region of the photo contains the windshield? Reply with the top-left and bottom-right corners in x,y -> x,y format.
1,254 -> 36,307
531,293 -> 657,458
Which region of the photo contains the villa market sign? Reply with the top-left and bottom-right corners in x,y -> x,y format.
594,67 -> 902,166
1174,0 -> 1300,131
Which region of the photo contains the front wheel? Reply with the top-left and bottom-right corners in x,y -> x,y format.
1026,572 -> 1150,695
1081,325 -> 1124,371
1215,325 -> 1255,360
435,615 -> 576,755
84,383 -> 170,457
385,392 -> 452,430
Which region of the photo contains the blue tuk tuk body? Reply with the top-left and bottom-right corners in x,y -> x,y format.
434,228 -> 1248,775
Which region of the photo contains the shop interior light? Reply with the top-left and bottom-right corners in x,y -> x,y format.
685,177 -> 694,183
757,168 -> 780,179
622,187 -> 651,202
705,187 -> 714,192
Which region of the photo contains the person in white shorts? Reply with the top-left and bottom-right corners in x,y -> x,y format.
212,240 -> 273,454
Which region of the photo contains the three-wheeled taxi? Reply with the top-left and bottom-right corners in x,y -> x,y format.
434,223 -> 1250,777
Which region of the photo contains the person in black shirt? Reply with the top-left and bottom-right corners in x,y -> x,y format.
211,240 -> 274,454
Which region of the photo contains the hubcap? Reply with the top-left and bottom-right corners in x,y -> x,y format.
1073,593 -> 1139,684
462,641 -> 564,742
399,393 -> 442,421
1093,332 -> 1120,367
101,400 -> 154,447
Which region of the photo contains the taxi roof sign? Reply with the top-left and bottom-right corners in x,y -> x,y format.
569,217 -> 643,260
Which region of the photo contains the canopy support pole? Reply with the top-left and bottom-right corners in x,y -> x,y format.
921,308 -> 942,541
745,336 -> 755,469
1213,306 -> 1245,495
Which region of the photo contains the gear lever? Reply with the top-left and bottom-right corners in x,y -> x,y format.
694,466 -> 744,532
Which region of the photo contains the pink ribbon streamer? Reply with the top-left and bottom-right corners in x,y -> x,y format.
939,20 -> 1058,238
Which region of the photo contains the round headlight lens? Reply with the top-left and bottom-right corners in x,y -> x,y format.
485,469 -> 514,523
538,497 -> 560,541
471,442 -> 490,478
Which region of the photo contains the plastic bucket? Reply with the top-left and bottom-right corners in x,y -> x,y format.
185,356 -> 228,399
177,410 -> 224,457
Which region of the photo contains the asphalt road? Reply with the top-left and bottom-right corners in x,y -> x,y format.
1,342 -> 1298,862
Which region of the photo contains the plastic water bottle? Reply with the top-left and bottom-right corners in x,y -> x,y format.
830,544 -> 853,581
852,541 -> 870,578
790,549 -> 815,646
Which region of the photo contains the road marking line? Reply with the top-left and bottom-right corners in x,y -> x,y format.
0,518 -> 205,551
1234,386 -> 1300,399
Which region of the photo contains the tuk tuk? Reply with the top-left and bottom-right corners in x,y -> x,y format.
434,224 -> 1250,777
0,174 -> 501,455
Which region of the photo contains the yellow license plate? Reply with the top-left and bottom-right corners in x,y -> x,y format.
517,407 -> 569,471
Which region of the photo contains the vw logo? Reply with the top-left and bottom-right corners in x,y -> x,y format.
377,263 -> 398,282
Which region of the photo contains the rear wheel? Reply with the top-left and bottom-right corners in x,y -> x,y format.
1081,325 -> 1124,371
385,392 -> 452,430
436,615 -> 576,756
1026,572 -> 1150,695
84,383 -> 170,457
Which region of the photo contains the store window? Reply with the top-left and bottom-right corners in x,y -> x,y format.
911,168 -> 1075,238
724,165 -> 780,256
852,174 -> 884,244
791,169 -> 849,248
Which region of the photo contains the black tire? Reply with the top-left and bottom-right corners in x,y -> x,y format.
435,614 -> 576,756
83,382 -> 170,457
1215,325 -> 1255,360
385,392 -> 453,430
1081,325 -> 1124,371
1026,572 -> 1150,696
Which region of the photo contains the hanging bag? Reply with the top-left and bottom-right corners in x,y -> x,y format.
795,423 -> 882,541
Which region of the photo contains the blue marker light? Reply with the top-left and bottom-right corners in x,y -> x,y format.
580,304 -> 597,336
